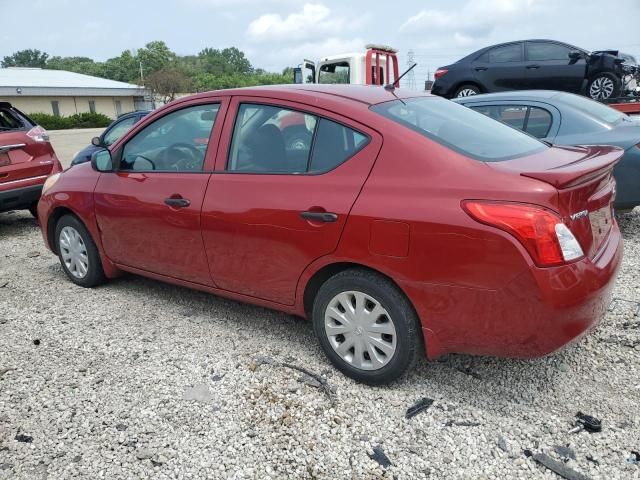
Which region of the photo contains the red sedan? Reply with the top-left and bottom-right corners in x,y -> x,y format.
37,85 -> 623,384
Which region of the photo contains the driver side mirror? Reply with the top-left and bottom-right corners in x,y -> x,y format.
91,136 -> 103,147
91,149 -> 114,172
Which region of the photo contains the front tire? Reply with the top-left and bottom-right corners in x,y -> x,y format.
587,73 -> 621,100
312,269 -> 421,385
55,215 -> 105,287
454,84 -> 481,97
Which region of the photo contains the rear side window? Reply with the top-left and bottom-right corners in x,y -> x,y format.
228,103 -> 368,174
0,107 -> 26,131
371,97 -> 546,162
471,105 -> 553,138
489,44 -> 522,63
526,42 -> 572,61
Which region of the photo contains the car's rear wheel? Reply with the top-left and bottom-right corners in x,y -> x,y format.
588,73 -> 621,100
55,215 -> 105,287
312,269 -> 421,385
454,84 -> 481,97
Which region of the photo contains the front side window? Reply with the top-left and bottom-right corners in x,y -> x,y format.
371,97 -> 546,162
489,44 -> 523,63
318,62 -> 350,84
227,103 -> 368,174
526,42 -> 572,61
103,116 -> 138,146
120,104 -> 219,172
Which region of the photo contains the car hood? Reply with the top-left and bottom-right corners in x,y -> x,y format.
72,144 -> 100,164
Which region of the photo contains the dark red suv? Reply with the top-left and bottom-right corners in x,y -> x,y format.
0,102 -> 61,216
37,85 -> 623,384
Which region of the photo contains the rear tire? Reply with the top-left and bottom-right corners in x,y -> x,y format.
454,84 -> 481,97
312,269 -> 421,385
55,214 -> 105,288
587,73 -> 621,100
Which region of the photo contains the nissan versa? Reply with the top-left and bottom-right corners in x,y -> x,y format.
37,85 -> 623,384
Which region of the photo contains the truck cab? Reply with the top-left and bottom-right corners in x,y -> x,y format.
294,44 -> 400,87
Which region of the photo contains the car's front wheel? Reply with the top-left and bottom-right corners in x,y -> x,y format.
55,214 -> 105,287
312,269 -> 421,385
588,73 -> 621,100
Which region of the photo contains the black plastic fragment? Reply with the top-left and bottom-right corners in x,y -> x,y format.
32,339 -> 40,346
445,420 -> 481,427
14,434 -> 32,443
585,454 -> 599,466
576,412 -> 601,433
405,397 -> 434,419
531,452 -> 591,480
368,446 -> 392,469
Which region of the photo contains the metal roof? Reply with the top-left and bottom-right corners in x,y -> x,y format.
0,67 -> 148,97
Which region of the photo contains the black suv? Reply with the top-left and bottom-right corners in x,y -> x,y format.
431,39 -> 639,101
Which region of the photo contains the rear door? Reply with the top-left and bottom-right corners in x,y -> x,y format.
472,42 -> 527,91
524,41 -> 586,92
201,97 -> 382,305
0,106 -> 53,185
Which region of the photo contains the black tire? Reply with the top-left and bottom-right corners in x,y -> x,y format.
454,84 -> 481,98
587,72 -> 621,100
312,269 -> 422,385
55,214 -> 105,288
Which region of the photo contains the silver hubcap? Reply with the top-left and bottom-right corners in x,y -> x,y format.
324,291 -> 397,371
59,226 -> 89,279
457,88 -> 477,97
590,77 -> 614,99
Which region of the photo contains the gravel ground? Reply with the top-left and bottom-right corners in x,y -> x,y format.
0,208 -> 639,480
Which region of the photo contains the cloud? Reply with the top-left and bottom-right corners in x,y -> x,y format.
400,0 -> 543,44
247,3 -> 347,43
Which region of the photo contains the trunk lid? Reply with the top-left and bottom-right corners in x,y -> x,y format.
490,145 -> 623,259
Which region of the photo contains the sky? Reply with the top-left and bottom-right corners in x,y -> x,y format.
1,0 -> 639,89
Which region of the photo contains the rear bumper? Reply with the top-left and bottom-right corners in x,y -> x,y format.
405,224 -> 623,359
0,183 -> 43,212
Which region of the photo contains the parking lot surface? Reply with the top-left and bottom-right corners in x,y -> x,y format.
48,128 -> 104,168
0,130 -> 639,479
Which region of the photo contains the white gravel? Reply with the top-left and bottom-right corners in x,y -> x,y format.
0,208 -> 639,479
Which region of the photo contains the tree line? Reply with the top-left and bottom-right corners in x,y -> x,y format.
1,42 -> 294,102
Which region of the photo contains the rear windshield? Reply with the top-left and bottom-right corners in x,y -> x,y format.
555,92 -> 625,125
0,106 -> 30,131
371,97 -> 547,162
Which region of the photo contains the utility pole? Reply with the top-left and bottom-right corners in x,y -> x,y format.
139,61 -> 144,84
406,50 -> 416,90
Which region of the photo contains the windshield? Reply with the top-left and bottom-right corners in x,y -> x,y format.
371,97 -> 547,162
556,92 -> 625,125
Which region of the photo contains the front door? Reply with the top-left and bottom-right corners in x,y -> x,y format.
95,100 -> 227,285
201,98 -> 382,305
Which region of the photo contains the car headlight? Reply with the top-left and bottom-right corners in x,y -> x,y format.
42,173 -> 61,195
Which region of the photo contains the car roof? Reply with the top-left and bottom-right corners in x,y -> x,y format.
175,84 -> 429,107
453,90 -> 567,103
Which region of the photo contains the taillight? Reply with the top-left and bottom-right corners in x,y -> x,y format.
26,126 -> 49,142
462,201 -> 584,267
434,68 -> 448,80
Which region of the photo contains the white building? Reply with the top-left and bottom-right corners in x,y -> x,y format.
0,67 -> 151,119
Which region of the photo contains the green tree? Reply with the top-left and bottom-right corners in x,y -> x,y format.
137,41 -> 175,77
146,67 -> 194,103
2,49 -> 49,68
